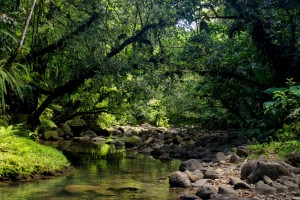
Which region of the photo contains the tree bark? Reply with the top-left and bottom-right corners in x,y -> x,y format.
4,0 -> 37,71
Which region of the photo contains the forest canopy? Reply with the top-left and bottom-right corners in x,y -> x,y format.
0,0 -> 299,139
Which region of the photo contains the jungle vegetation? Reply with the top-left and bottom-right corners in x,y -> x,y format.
0,0 -> 299,151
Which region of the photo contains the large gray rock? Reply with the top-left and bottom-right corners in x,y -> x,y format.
196,185 -> 218,199
216,152 -> 227,162
169,171 -> 192,188
254,181 -> 276,195
276,177 -> 299,190
184,169 -> 204,182
192,179 -> 210,187
229,177 -> 252,189
218,185 -> 239,197
236,147 -> 249,157
229,154 -> 240,163
270,181 -> 289,192
179,159 -> 203,172
204,170 -> 219,180
246,161 -> 291,184
240,161 -> 258,180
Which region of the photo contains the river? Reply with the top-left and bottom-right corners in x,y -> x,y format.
0,141 -> 187,200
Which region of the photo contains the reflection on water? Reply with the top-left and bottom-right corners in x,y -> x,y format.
0,141 -> 185,200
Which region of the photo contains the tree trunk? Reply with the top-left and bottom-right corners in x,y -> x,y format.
4,0 -> 37,71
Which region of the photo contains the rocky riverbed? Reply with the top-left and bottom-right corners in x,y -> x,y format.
39,119 -> 300,200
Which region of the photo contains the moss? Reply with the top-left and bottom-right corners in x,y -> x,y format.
125,136 -> 142,148
0,126 -> 70,180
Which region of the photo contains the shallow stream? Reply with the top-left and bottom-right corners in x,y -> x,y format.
0,141 -> 186,200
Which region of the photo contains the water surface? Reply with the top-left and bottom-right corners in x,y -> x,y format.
0,141 -> 187,200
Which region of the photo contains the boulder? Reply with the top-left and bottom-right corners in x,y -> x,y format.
125,136 -> 142,148
92,127 -> 110,136
80,130 -> 97,138
159,153 -> 172,160
179,159 -> 203,172
43,130 -> 60,140
215,152 -> 227,162
192,179 -> 210,187
246,161 -> 291,184
196,185 -> 218,199
276,177 -> 299,190
229,154 -> 240,163
60,122 -> 72,135
236,147 -> 249,157
169,171 -> 192,188
92,137 -> 106,144
139,147 -> 153,154
254,181 -> 276,195
269,181 -> 289,192
172,135 -> 183,145
262,175 -> 273,184
204,170 -> 219,180
66,118 -> 87,136
218,185 -> 239,197
229,177 -> 252,189
184,170 -> 204,182
240,161 -> 258,180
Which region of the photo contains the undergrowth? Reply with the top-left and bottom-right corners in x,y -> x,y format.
0,126 -> 70,179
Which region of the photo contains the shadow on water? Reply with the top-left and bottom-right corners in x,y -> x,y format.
0,141 -> 186,200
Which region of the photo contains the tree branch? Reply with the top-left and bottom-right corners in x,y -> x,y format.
28,21 -> 167,128
23,12 -> 101,64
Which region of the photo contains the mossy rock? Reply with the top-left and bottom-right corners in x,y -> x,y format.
43,130 -> 60,140
66,118 -> 87,136
125,136 -> 142,148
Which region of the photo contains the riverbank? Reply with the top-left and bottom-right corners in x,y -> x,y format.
0,126 -> 71,183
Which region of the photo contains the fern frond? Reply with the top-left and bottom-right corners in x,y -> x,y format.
286,108 -> 300,120
0,59 -> 28,110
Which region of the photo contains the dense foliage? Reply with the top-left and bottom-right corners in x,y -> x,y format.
0,0 -> 299,144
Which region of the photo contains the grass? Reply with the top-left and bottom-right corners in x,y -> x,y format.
0,126 -> 70,179
248,140 -> 300,160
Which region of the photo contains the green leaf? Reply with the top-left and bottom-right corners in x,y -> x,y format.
263,87 -> 288,95
289,85 -> 300,97
263,101 -> 275,108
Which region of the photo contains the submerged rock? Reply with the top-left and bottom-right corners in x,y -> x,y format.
64,185 -> 116,196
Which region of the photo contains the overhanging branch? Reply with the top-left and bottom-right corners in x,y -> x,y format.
29,21 -> 168,128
